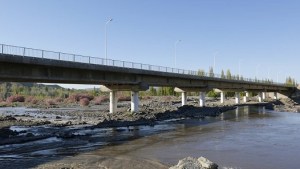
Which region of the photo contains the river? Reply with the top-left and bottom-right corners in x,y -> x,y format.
1,106 -> 300,168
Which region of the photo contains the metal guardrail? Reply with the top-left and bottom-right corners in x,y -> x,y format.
0,43 -> 290,86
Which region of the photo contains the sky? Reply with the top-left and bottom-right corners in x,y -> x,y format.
0,0 -> 299,89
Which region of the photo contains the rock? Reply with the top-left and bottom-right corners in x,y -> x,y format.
56,116 -> 62,119
198,157 -> 218,169
170,156 -> 218,169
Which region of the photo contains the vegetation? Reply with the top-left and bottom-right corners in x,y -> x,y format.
285,76 -> 297,87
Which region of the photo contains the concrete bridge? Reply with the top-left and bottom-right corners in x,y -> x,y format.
0,44 -> 297,113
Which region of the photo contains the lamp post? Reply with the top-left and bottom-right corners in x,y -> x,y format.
174,40 -> 181,68
105,18 -> 113,65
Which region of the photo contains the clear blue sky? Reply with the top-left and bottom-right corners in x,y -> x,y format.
0,0 -> 299,89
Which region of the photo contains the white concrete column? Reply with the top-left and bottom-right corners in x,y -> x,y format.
258,92 -> 262,102
262,92 -> 266,100
181,92 -> 187,106
199,92 -> 206,107
243,92 -> 249,103
220,92 -> 225,104
274,92 -> 278,100
235,92 -> 240,104
131,91 -> 139,113
109,91 -> 117,113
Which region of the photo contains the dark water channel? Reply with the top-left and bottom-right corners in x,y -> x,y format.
1,106 -> 300,168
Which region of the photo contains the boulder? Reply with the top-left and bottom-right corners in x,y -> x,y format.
170,156 -> 218,169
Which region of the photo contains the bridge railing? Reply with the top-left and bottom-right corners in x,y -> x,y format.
0,43 -> 289,86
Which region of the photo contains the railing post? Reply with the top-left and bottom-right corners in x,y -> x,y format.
42,50 -> 44,58
1,44 -> 3,54
73,54 -> 75,62
123,61 -> 125,67
23,47 -> 26,57
89,57 -> 91,64
132,62 -> 134,68
58,52 -> 61,60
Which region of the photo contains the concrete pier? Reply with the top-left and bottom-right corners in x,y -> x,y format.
110,91 -> 117,113
220,92 -> 225,104
199,92 -> 206,107
258,92 -> 263,102
182,92 -> 187,106
262,92 -> 266,100
274,92 -> 278,100
235,92 -> 240,104
131,91 -> 139,113
243,92 -> 249,103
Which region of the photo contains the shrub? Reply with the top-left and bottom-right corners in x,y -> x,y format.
54,98 -> 63,103
46,99 -> 57,106
25,96 -> 39,105
80,98 -> 90,106
69,94 -> 94,102
25,96 -> 34,103
94,96 -> 109,105
6,95 -> 25,103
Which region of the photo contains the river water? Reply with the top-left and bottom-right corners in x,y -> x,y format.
1,106 -> 300,168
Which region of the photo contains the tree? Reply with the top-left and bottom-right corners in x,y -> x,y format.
166,87 -> 174,95
11,83 -> 19,95
226,69 -> 232,79
197,69 -> 205,76
209,67 -> 214,77
149,86 -> 157,96
221,70 -> 225,79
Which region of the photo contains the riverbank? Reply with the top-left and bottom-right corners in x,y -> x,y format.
0,96 -> 299,145
1,96 -> 299,169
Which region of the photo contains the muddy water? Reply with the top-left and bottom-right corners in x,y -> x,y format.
85,106 -> 300,169
1,106 -> 300,168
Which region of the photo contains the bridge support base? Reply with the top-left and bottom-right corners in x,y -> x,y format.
235,92 -> 240,104
182,92 -> 187,106
131,91 -> 139,113
110,91 -> 117,114
220,92 -> 225,104
243,92 -> 249,103
199,92 -> 206,107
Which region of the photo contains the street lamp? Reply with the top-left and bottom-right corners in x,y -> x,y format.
105,18 -> 113,65
174,40 -> 181,68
